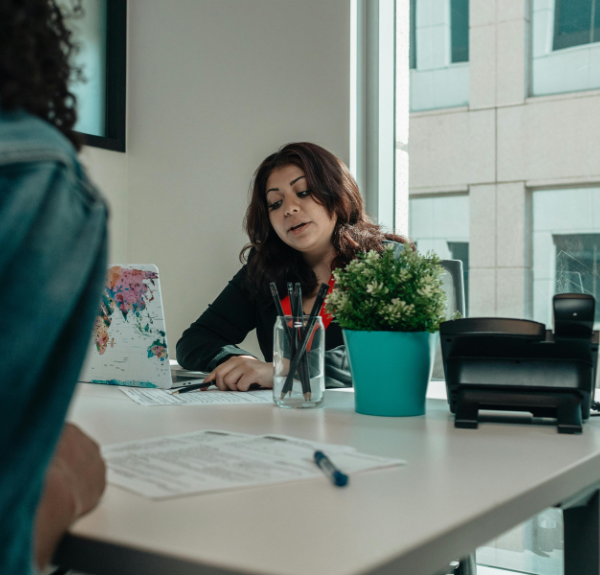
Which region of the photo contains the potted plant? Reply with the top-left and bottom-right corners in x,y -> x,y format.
326,245 -> 449,417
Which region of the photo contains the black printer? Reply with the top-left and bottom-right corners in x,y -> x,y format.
441,293 -> 599,434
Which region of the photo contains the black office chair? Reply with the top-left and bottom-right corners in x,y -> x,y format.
434,556 -> 476,575
432,260 -> 466,380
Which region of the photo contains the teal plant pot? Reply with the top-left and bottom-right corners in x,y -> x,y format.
343,330 -> 439,417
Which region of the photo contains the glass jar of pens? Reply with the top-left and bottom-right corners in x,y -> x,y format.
270,282 -> 328,408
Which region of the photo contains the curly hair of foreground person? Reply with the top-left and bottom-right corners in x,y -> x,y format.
0,0 -> 83,150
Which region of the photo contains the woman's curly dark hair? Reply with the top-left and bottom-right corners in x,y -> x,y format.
242,142 -> 412,302
0,0 -> 83,150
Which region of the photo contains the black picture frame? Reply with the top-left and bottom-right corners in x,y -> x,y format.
76,0 -> 127,153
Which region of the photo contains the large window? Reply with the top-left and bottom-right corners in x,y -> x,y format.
393,0 -> 597,572
409,0 -> 469,112
532,0 -> 600,96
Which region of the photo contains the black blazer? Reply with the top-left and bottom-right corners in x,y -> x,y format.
176,264 -> 350,387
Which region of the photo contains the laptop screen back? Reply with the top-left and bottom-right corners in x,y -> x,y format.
79,264 -> 173,389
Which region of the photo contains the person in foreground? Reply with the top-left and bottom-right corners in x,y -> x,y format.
177,142 -> 409,390
0,0 -> 108,573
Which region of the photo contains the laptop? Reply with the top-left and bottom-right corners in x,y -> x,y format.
79,264 -> 210,389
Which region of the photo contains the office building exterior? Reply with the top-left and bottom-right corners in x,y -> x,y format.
406,0 -> 600,330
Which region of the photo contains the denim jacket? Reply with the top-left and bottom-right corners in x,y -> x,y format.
0,108 -> 108,575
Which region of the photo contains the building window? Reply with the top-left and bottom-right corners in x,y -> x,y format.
532,0 -> 600,97
408,195 -> 470,315
532,187 -> 600,328
554,0 -> 600,51
554,234 -> 600,321
408,0 -> 470,112
450,0 -> 469,62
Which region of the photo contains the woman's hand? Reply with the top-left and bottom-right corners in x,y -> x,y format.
204,356 -> 274,391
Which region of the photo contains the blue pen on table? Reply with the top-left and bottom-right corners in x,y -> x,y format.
314,450 -> 349,487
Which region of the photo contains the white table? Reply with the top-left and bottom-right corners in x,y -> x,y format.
55,384 -> 600,575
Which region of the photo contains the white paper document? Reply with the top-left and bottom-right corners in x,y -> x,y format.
103,430 -> 405,499
120,387 -> 274,406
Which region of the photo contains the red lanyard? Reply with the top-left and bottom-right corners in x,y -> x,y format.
279,275 -> 335,329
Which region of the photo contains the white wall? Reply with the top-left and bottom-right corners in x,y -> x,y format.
80,146 -> 128,263
81,0 -> 351,357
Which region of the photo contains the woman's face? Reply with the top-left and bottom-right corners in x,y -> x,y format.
265,164 -> 337,261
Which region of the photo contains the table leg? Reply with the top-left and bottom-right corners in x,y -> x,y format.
430,554 -> 476,575
563,490 -> 600,575
457,554 -> 477,575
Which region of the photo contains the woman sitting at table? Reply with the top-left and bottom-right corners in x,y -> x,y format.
176,142 -> 409,391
